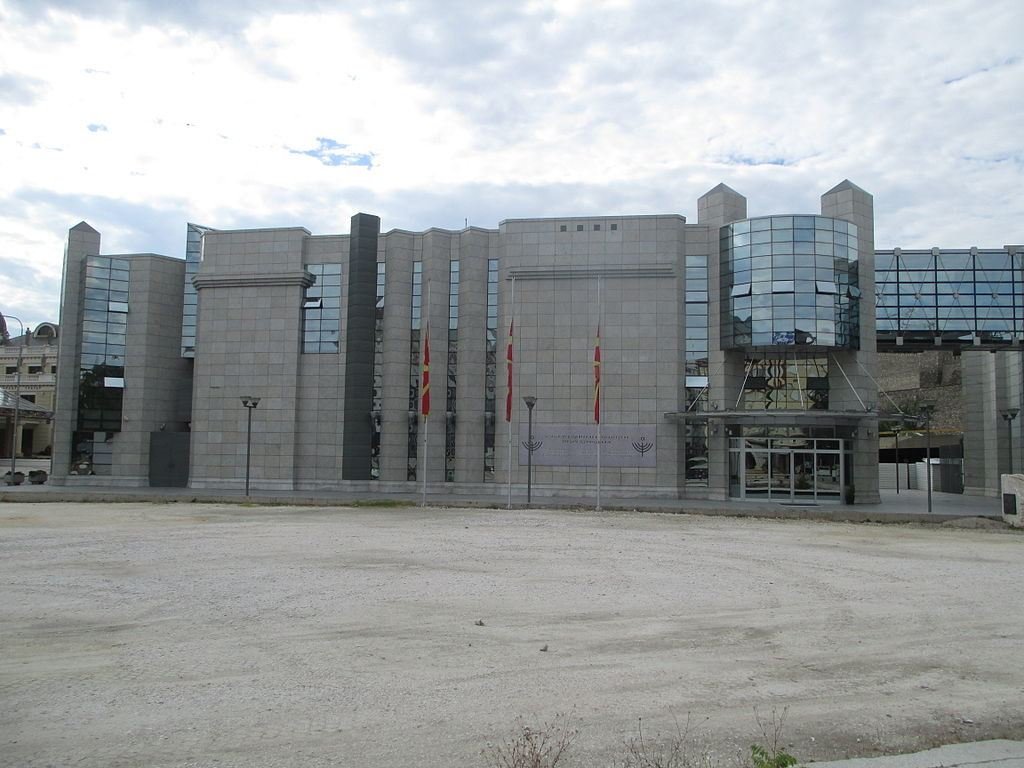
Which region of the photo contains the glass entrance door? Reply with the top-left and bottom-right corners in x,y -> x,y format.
769,452 -> 792,497
745,451 -> 770,499
732,438 -> 845,502
793,452 -> 815,499
815,452 -> 841,499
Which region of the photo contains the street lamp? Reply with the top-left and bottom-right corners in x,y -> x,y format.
892,423 -> 901,495
1001,407 -> 1019,475
918,402 -> 936,515
522,395 -> 538,505
2,314 -> 24,480
240,396 -> 260,495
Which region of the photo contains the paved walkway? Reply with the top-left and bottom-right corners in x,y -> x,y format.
809,739 -> 1024,767
0,479 -> 1004,524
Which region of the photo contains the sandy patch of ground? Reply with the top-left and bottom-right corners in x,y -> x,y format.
0,502 -> 1021,767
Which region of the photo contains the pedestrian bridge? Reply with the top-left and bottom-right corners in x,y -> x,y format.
875,247 -> 1023,351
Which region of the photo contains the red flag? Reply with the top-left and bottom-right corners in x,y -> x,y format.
505,318 -> 514,422
421,323 -> 430,417
593,324 -> 601,424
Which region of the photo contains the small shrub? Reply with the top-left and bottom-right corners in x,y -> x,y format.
618,715 -> 719,768
750,745 -> 797,768
484,713 -> 578,768
750,708 -> 798,768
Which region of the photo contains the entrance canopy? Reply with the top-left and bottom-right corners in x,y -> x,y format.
665,409 -> 874,426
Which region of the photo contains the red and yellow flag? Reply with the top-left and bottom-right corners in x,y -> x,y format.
421,323 -> 431,417
505,318 -> 514,422
593,324 -> 601,424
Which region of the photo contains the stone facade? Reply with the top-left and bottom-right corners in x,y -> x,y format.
0,322 -> 59,458
51,181 -> 1022,502
50,223 -> 191,487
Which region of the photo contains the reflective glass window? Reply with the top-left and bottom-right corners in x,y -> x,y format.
722,217 -> 860,351
302,264 -> 343,354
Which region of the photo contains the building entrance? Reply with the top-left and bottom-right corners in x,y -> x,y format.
729,438 -> 843,502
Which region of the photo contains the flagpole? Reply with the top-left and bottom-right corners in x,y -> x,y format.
507,276 -> 515,509
421,282 -> 430,508
597,276 -> 602,513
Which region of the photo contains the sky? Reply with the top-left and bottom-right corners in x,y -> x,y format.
1,0 -> 1022,332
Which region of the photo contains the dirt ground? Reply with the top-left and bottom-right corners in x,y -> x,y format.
0,502 -> 1021,768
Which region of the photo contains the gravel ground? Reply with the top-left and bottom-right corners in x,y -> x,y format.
0,502 -> 1021,768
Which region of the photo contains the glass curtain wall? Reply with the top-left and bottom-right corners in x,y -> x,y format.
684,254 -> 709,485
445,260 -> 459,481
721,216 -> 860,349
72,256 -> 129,475
371,262 -> 385,479
875,248 -> 1023,344
180,223 -> 212,357
407,262 -> 423,480
302,264 -> 342,353
739,356 -> 829,410
484,259 -> 499,481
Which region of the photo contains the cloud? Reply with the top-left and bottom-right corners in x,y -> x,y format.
944,56 -> 1020,85
0,260 -> 61,331
0,72 -> 46,106
3,0 -> 329,34
719,155 -> 799,168
6,187 -> 190,257
288,137 -> 373,168
0,0 -> 1021,333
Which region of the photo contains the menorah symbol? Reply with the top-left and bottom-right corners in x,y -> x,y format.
522,439 -> 544,454
632,437 -> 653,456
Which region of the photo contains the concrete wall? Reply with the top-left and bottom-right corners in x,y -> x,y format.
999,473 -> 1024,527
879,461 -> 962,493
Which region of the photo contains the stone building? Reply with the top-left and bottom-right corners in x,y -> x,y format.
1,321 -> 59,458
47,183 -> 1021,501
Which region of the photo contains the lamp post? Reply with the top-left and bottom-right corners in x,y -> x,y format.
1001,407 -> 1019,475
919,402 -> 936,515
240,396 -> 260,495
893,424 -> 901,495
2,314 -> 24,480
522,396 -> 537,504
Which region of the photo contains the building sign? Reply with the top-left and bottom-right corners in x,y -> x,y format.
518,424 -> 657,468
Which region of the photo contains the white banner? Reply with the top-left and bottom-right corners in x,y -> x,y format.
518,424 -> 657,468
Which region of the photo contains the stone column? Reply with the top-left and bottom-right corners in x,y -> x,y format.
822,180 -> 879,504
699,184 -> 747,500
50,222 -> 101,484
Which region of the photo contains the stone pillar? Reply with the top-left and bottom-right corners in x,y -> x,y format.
341,213 -> 380,480
822,180 -> 879,504
50,222 -> 101,484
420,230 -> 453,486
453,230 -> 490,484
962,351 -> 999,496
700,184 -> 747,499
379,232 -> 415,482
